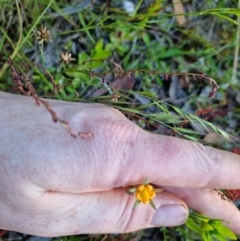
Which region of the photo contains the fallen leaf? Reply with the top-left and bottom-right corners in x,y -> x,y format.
172,0 -> 187,26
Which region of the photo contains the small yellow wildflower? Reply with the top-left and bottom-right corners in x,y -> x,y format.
126,178 -> 163,210
135,184 -> 156,204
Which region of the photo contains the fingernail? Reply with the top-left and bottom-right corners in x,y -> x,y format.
150,204 -> 188,227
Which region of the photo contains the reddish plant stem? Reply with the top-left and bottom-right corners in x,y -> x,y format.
8,59 -> 93,139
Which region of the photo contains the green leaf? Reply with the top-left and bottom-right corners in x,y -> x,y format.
66,85 -> 75,94
188,114 -> 208,131
208,220 -> 224,226
174,127 -> 199,135
171,105 -> 186,117
132,0 -> 143,16
136,103 -> 156,110
202,8 -> 240,17
95,39 -> 104,52
142,33 -> 150,46
72,80 -> 81,88
138,91 -> 157,98
87,59 -> 104,69
209,13 -> 240,26
78,52 -> 89,65
64,70 -> 89,80
216,129 -> 230,139
202,232 -> 213,241
133,200 -> 140,210
90,39 -> 112,68
143,177 -> 149,185
211,223 -> 237,240
93,50 -> 112,60
213,232 -> 228,241
114,106 -> 141,114
149,199 -> 156,210
202,8 -> 240,25
147,0 -> 163,14
153,100 -> 169,112
146,113 -> 180,123
156,48 -> 194,58
186,218 -> 202,234
128,188 -> 137,193
201,222 -> 214,232
181,134 -> 199,142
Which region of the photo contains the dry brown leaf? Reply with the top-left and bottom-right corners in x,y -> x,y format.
203,132 -> 224,144
172,0 -> 186,26
88,73 -> 135,98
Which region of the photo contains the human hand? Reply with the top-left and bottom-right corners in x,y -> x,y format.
0,91 -> 240,237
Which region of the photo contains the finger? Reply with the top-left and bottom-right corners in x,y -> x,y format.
124,132 -> 240,189
1,189 -> 188,236
34,115 -> 240,192
164,186 -> 240,235
3,94 -> 240,191
51,110 -> 240,191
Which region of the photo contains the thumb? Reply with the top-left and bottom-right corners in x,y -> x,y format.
124,190 -> 189,232
6,188 -> 188,236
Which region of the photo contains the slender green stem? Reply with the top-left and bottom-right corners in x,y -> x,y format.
0,0 -> 22,78
78,14 -> 95,44
40,43 -> 45,63
0,0 -> 55,79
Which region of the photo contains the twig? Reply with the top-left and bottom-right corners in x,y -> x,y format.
82,60 -> 219,100
8,59 -> 93,139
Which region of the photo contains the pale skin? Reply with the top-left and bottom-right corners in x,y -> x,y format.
0,91 -> 240,237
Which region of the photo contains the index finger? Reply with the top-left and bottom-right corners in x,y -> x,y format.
125,131 -> 240,189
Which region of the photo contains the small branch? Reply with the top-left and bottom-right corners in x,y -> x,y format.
84,60 -> 219,100
8,59 -> 93,139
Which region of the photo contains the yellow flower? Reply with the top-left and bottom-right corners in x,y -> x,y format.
135,184 -> 156,204
125,178 -> 163,210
